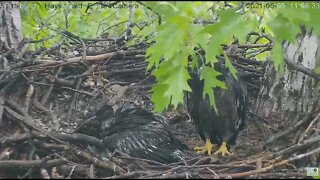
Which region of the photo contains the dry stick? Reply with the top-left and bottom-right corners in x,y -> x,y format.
5,101 -> 122,175
232,134 -> 320,169
284,57 -> 320,80
140,166 -> 182,178
66,64 -> 95,122
70,148 -> 124,175
0,130 -> 22,160
263,134 -> 320,167
57,164 -> 92,178
238,43 -> 271,49
31,133 -> 123,175
217,146 -> 320,178
24,74 -> 35,112
33,92 -> 60,131
249,172 -> 307,178
51,167 -> 64,179
71,66 -> 147,79
4,106 -> 66,145
146,172 -> 196,179
103,171 -> 147,179
30,81 -> 94,97
66,77 -> 82,122
186,163 -> 256,169
298,111 -> 320,143
35,155 -> 51,179
28,49 -> 146,70
0,147 -> 14,160
266,113 -> 312,145
0,94 -> 4,124
0,159 -> 67,169
44,133 -> 104,148
41,66 -> 63,105
0,132 -> 31,146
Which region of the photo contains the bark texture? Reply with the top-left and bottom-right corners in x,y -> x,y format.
0,1 -> 22,50
255,34 -> 320,123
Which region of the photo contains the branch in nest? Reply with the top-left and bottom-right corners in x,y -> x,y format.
266,113 -> 312,145
57,164 -> 97,178
0,133 -> 31,146
298,111 -> 320,143
217,146 -> 320,178
284,57 -> 320,80
0,95 -> 4,124
26,49 -> 146,71
30,132 -> 124,175
103,171 -> 147,179
71,148 -> 125,175
0,159 -> 67,169
144,172 -> 197,179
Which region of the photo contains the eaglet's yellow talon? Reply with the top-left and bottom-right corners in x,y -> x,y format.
214,142 -> 232,157
194,139 -> 214,155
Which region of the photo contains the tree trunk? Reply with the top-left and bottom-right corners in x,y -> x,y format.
255,34 -> 320,120
0,1 -> 22,125
254,33 -> 320,150
0,1 -> 22,50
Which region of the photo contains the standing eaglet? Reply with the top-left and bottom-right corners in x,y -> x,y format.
96,102 -> 192,164
187,60 -> 248,157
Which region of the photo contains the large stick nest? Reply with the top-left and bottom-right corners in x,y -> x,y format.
0,32 -> 318,179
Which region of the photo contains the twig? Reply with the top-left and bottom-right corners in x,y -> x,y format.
136,1 -> 162,25
103,171 -> 147,179
0,94 -> 4,124
70,148 -> 125,175
284,56 -> 320,80
266,113 -> 312,145
66,77 -> 82,122
33,91 -> 60,131
23,73 -> 35,112
145,172 -> 197,179
0,132 -> 31,146
298,111 -> 320,143
29,81 -> 94,97
0,159 -> 67,169
4,103 -> 69,145
248,172 -> 307,178
238,43 -> 271,49
218,146 -> 320,178
26,49 -> 146,71
41,66 -> 63,105
57,164 -> 92,178
35,155 -> 51,179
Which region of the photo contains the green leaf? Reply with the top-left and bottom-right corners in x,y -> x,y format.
223,51 -> 238,79
150,84 -> 171,112
268,13 -> 299,44
163,65 -> 192,108
315,67 -> 320,75
200,66 -> 226,113
191,53 -> 200,69
146,15 -> 191,70
200,9 -> 257,64
271,40 -> 284,73
150,51 -> 191,112
152,59 -> 175,82
203,38 -> 223,65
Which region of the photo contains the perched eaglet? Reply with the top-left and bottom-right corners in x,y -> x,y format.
96,102 -> 192,164
187,59 -> 248,157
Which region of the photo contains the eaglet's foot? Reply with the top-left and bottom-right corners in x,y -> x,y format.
194,139 -> 214,155
214,142 -> 232,157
